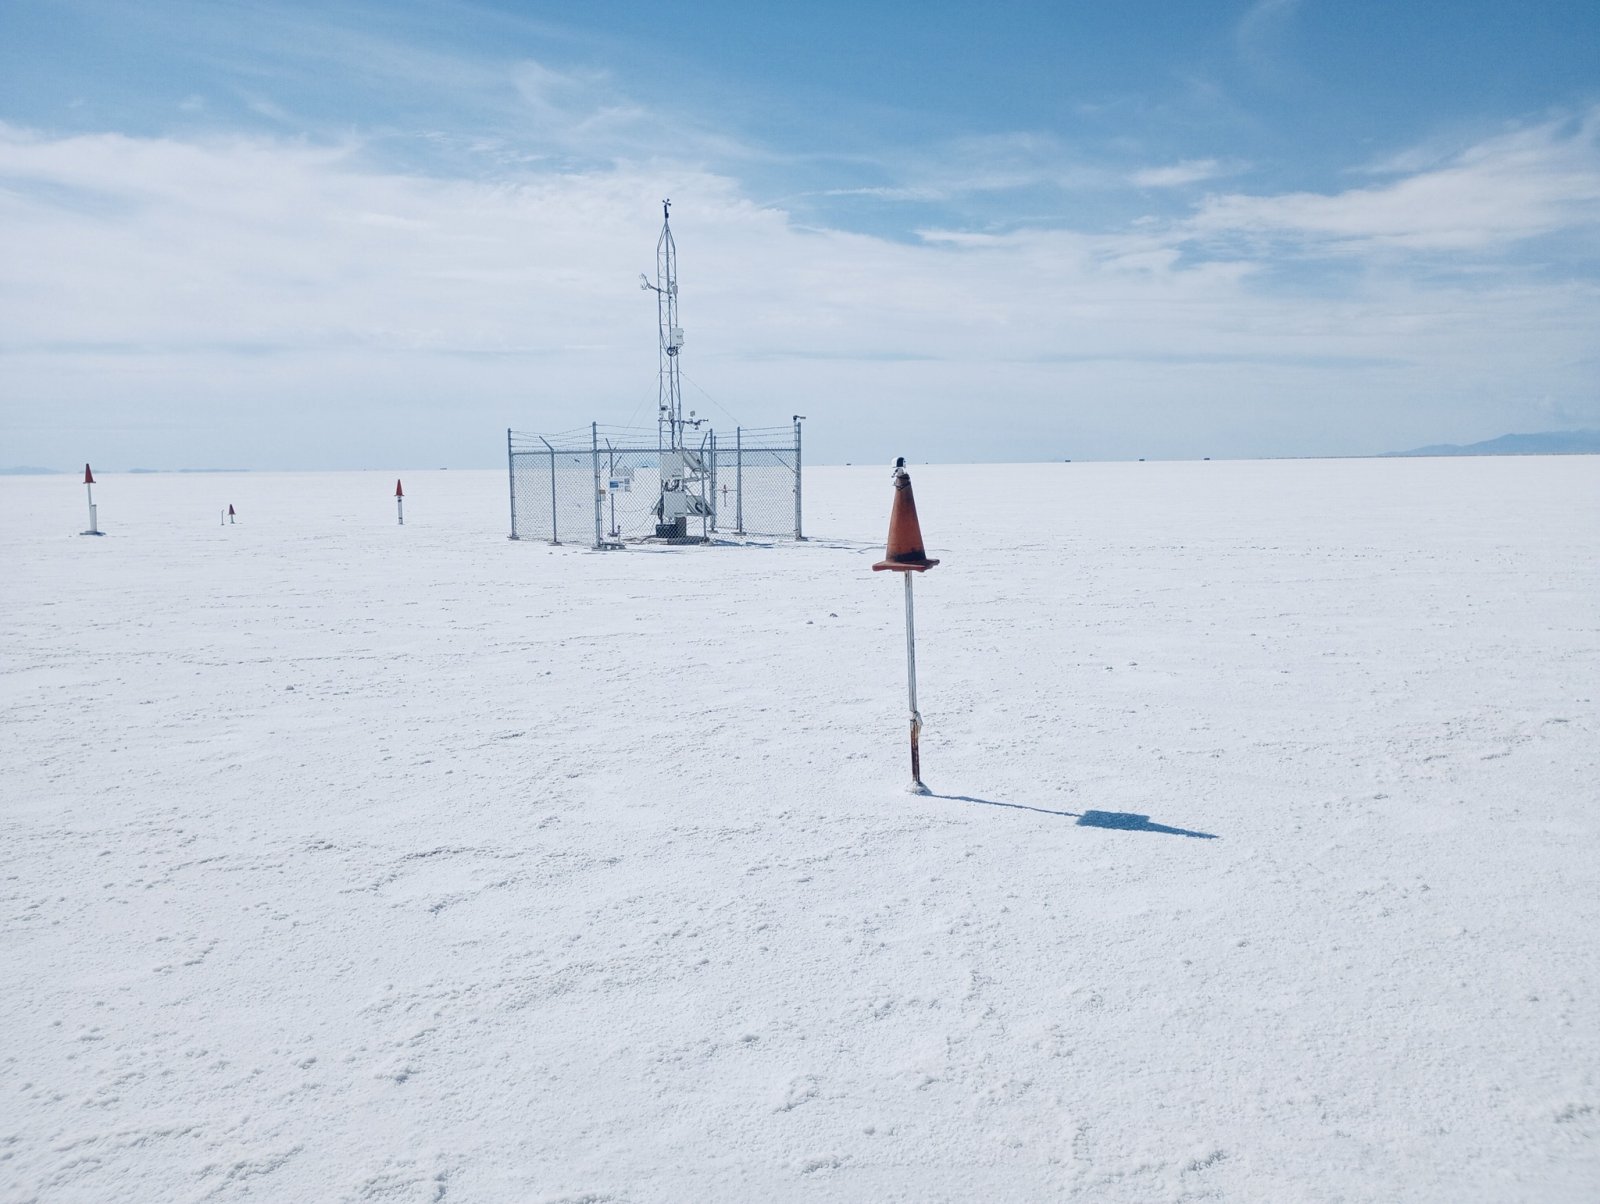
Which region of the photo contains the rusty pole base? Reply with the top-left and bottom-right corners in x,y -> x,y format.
908,711 -> 930,794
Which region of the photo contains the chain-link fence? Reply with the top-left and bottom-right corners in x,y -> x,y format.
508,422 -> 804,546
711,425 -> 802,538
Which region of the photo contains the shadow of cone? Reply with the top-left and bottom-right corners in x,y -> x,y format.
873,462 -> 940,572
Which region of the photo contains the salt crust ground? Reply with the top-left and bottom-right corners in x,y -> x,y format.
3,458 -> 1598,1203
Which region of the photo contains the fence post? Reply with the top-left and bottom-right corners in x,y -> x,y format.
708,430 -> 717,533
592,423 -> 604,549
608,441 -> 619,538
507,428 -> 519,539
735,426 -> 744,535
539,436 -> 560,545
793,416 -> 805,541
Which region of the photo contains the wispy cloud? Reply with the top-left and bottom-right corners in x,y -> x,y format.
242,95 -> 297,125
1131,158 -> 1236,188
4,107 -> 1597,465
3,1 -> 1598,466
788,131 -> 1142,222
1186,108 -> 1600,252
6,116 -> 1593,419
816,185 -> 949,202
1235,0 -> 1302,80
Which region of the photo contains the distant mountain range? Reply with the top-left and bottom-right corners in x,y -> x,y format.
1384,430 -> 1600,457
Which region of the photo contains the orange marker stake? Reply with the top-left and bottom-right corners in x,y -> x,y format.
873,458 -> 940,793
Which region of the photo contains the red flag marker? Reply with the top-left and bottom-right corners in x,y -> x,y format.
395,479 -> 405,526
80,463 -> 102,536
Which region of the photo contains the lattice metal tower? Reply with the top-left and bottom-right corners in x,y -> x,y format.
639,199 -> 711,538
640,199 -> 686,453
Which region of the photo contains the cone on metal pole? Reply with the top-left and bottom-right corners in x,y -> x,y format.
395,479 -> 405,526
872,458 -> 939,573
80,463 -> 103,536
874,458 -> 938,794
227,504 -> 236,525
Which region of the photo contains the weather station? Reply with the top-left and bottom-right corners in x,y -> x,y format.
506,202 -> 806,549
640,200 -> 714,543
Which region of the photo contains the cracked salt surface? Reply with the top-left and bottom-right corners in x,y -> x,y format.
2,458 -> 1598,1202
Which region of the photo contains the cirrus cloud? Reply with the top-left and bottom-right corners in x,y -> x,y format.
1186,108 -> 1600,252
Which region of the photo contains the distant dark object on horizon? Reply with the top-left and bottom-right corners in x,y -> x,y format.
1384,430 -> 1600,458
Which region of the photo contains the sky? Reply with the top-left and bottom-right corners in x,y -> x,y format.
1,0 -> 1597,468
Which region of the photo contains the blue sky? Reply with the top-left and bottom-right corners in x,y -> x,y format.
2,0 -> 1597,467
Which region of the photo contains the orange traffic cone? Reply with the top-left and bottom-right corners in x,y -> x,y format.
873,459 -> 939,572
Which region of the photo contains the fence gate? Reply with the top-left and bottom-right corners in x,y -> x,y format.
508,420 -> 804,547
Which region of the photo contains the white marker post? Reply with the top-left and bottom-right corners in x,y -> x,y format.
395,479 -> 404,526
80,463 -> 102,536
903,572 -> 926,791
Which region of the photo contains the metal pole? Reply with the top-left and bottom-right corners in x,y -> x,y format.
905,572 -> 928,793
735,427 -> 744,535
507,428 -> 519,539
86,481 -> 96,534
793,416 -> 804,541
708,430 -> 717,532
591,423 -> 603,549
539,437 -> 560,545
397,496 -> 404,526
607,441 -> 617,537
